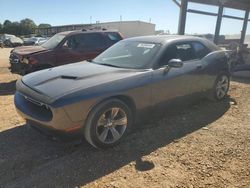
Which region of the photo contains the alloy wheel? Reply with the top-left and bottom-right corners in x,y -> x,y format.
96,107 -> 128,144
216,75 -> 229,99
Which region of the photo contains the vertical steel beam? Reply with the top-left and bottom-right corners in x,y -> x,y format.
178,0 -> 188,35
214,5 -> 224,44
240,10 -> 249,45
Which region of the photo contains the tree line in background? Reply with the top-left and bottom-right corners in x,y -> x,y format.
0,18 -> 51,36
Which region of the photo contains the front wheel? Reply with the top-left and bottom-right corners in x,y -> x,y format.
84,99 -> 133,148
210,74 -> 230,101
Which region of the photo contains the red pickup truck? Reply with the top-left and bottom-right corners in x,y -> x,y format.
9,30 -> 123,75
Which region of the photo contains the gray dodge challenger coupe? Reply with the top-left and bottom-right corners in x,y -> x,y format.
15,35 -> 230,148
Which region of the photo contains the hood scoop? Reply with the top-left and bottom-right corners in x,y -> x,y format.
32,75 -> 78,87
61,75 -> 78,80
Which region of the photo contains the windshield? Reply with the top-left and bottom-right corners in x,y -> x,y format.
41,34 -> 65,49
92,41 -> 161,69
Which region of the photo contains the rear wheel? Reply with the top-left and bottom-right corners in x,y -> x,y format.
84,99 -> 132,148
210,74 -> 230,101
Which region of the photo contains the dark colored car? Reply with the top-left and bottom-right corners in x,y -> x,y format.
9,30 -> 123,75
15,35 -> 231,148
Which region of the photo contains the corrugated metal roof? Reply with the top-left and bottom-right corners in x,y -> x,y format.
189,0 -> 250,10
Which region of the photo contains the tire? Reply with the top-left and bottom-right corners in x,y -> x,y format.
84,99 -> 133,149
209,73 -> 230,101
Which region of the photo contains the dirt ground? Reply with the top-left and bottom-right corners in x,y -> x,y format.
0,48 -> 249,188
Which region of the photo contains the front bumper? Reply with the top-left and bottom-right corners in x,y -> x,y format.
14,91 -> 83,141
9,62 -> 29,75
9,53 -> 28,75
27,120 -> 82,141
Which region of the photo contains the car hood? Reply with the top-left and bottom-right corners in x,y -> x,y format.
13,45 -> 47,55
21,62 -> 144,102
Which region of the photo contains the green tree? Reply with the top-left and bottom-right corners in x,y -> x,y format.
19,18 -> 37,35
1,18 -> 39,35
3,20 -> 12,27
8,22 -> 21,35
38,23 -> 51,28
2,20 -> 20,35
2,20 -> 13,34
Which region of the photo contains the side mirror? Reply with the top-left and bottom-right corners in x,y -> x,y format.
168,59 -> 183,68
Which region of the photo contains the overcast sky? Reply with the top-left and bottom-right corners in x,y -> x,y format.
0,0 -> 249,35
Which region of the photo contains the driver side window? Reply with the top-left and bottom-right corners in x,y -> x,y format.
159,42 -> 196,67
63,37 -> 76,50
62,35 -> 85,52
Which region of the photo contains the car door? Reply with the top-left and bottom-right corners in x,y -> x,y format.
82,33 -> 106,59
55,33 -> 106,66
151,42 -> 203,106
56,34 -> 87,66
190,41 -> 212,92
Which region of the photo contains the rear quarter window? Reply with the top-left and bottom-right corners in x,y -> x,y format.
106,32 -> 122,46
192,42 -> 211,59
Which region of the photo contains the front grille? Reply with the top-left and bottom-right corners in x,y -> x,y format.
24,96 -> 45,106
17,93 -> 53,122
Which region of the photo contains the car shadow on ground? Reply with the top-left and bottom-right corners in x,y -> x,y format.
0,97 -> 231,187
0,80 -> 16,95
232,76 -> 250,84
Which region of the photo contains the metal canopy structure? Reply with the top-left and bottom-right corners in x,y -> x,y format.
189,0 -> 250,11
175,0 -> 250,44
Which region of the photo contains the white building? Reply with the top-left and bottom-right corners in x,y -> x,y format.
96,21 -> 155,38
36,21 -> 155,38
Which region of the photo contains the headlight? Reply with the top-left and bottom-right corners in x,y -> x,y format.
22,58 -> 29,64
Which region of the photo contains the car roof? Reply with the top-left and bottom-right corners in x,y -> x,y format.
124,35 -> 204,43
58,30 -> 119,36
123,35 -> 220,50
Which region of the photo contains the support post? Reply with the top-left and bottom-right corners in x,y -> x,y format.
178,0 -> 188,35
240,10 -> 249,45
214,5 -> 223,44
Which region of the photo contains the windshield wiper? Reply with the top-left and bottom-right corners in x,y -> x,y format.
89,60 -> 121,68
96,63 -> 121,68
